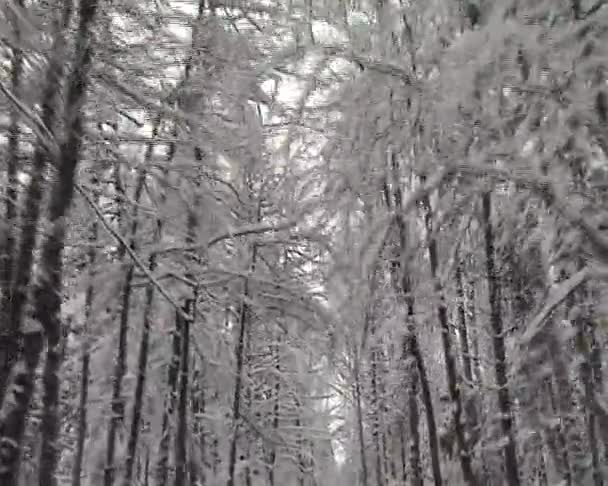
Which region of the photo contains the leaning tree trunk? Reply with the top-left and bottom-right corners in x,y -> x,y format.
423,191 -> 477,486
481,191 -> 521,486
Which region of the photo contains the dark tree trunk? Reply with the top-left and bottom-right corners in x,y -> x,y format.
190,366 -> 205,486
227,243 -> 258,486
123,121 -> 176,486
482,192 -> 520,486
0,331 -> 44,484
456,259 -> 474,385
369,319 -> 385,486
33,1 -> 100,484
353,347 -> 369,486
156,305 -> 182,486
424,192 -> 477,486
105,120 -> 160,486
121,253 -> 156,486
71,191 -> 97,486
0,0 -> 73,407
387,154 -> 442,486
268,335 -> 281,486
175,298 -> 193,486
0,0 -> 23,320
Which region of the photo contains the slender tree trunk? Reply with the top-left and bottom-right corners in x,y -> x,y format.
481,192 -> 520,486
123,123 -> 176,486
144,448 -> 150,486
71,189 -> 98,486
31,2 -> 100,485
175,298 -> 193,486
121,253 -> 156,486
466,272 -> 483,386
0,331 -> 44,483
190,366 -> 205,486
405,336 -> 422,486
399,419 -> 407,483
156,305 -> 182,486
456,260 -> 474,385
424,192 -> 477,486
268,334 -> 281,486
0,0 -> 23,315
575,314 -> 602,486
369,321 -> 384,486
353,346 -> 369,486
0,0 -> 73,407
388,155 -> 442,486
105,120 -> 160,486
227,243 -> 258,486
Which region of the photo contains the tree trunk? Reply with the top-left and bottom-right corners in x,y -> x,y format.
353,346 -> 369,486
268,334 -> 281,486
227,242 -> 257,486
424,192 -> 477,486
71,186 -> 98,486
121,253 -> 156,486
0,0 -> 73,407
123,120 -> 176,486
0,0 -> 23,317
369,320 -> 384,486
156,304 -> 182,486
456,259 -> 474,385
0,331 -> 44,484
33,1 -> 100,484
481,192 -> 520,486
175,298 -> 193,486
104,119 -> 160,486
388,154 -> 442,486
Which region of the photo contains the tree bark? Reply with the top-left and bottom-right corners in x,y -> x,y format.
0,0 -> 23,320
71,184 -> 98,486
174,298 -> 193,486
227,245 -> 257,486
353,345 -> 369,486
481,192 -> 520,486
386,157 -> 442,486
424,191 -> 477,486
104,119 -> 160,486
0,0 -> 73,407
156,302 -> 182,486
31,1 -> 100,484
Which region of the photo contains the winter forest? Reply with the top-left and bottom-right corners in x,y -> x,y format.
1,0 -> 608,485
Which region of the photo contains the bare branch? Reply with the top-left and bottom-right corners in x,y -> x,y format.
75,183 -> 191,321
154,219 -> 299,255
520,267 -> 590,346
